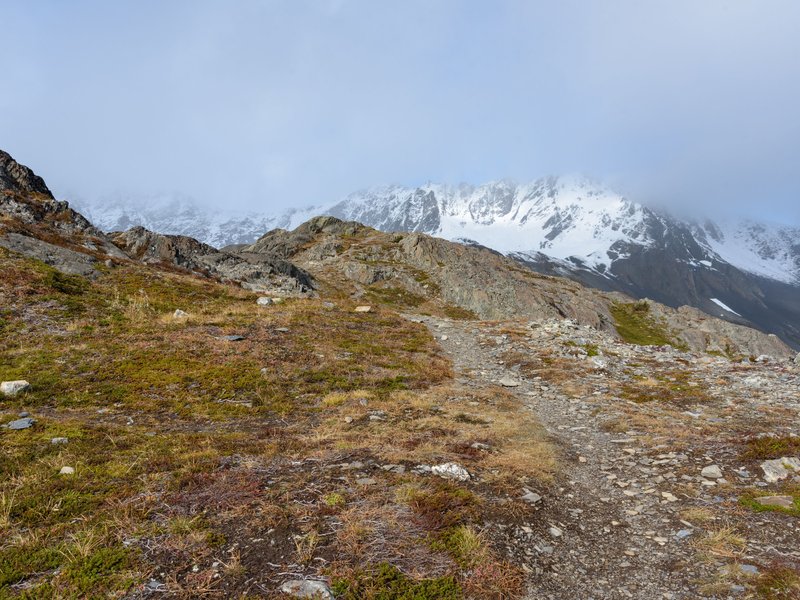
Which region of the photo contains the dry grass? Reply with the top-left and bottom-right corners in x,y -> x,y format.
694,524 -> 747,560
0,248 -> 553,597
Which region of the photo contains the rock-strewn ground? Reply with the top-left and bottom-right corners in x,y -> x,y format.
413,314 -> 800,599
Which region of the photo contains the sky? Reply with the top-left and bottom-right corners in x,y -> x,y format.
1,0 -> 799,224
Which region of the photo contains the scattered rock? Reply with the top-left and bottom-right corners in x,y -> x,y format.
51,437 -> 69,445
18,411 -> 29,418
344,416 -> 354,424
739,564 -> 759,575
470,441 -> 491,451
356,477 -> 377,486
60,466 -> 75,475
521,488 -> 542,504
549,526 -> 563,538
1,380 -> 31,396
431,462 -> 470,481
354,305 -> 372,313
499,377 -> 521,387
675,529 -> 693,540
794,352 -> 800,366
701,464 -> 723,479
146,579 -> 166,592
219,335 -> 245,342
173,309 -> 188,319
753,495 -> 795,509
6,417 -> 35,430
280,580 -> 333,599
256,296 -> 273,306
761,457 -> 800,483
275,327 -> 290,333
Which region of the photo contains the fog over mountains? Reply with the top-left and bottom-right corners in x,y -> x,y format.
74,178 -> 800,348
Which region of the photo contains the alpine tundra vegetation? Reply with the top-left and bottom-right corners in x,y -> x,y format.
2,150 -> 800,599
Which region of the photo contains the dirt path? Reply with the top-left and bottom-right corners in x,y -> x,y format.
414,315 -> 800,599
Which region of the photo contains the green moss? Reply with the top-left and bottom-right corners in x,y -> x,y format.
739,487 -> 800,518
610,301 -> 687,349
366,286 -> 427,308
583,343 -> 600,357
743,437 -> 800,460
332,563 -> 461,600
45,270 -> 88,296
64,546 -> 130,594
0,545 -> 63,587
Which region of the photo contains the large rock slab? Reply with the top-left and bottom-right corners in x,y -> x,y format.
1,380 -> 31,396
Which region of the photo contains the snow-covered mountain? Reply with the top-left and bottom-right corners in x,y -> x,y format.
328,177 -> 800,287
74,178 -> 800,285
73,193 -> 320,249
73,177 -> 800,347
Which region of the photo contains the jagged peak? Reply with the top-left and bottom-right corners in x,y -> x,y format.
0,150 -> 54,198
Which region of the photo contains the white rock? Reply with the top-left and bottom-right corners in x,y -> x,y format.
256,297 -> 273,306
794,352 -> 800,366
51,437 -> 69,445
549,526 -> 563,538
441,335 -> 449,341
173,309 -> 188,318
761,457 -> 800,483
701,465 -> 723,479
60,466 -> 75,475
521,488 -> 542,504
499,377 -> 521,387
280,580 -> 333,599
354,305 -> 372,313
431,462 -> 470,481
1,380 -> 31,396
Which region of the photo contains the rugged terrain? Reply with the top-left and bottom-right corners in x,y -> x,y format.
2,151 -> 800,599
74,178 -> 800,349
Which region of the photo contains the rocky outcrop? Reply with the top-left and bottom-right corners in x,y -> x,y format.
110,226 -> 315,294
255,216 -> 794,359
0,150 -> 52,196
0,150 -> 127,272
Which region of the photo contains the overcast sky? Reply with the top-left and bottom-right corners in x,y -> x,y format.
2,0 -> 799,223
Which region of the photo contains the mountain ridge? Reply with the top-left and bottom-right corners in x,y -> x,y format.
73,178 -> 800,348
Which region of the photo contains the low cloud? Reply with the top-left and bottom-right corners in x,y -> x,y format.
1,0 -> 798,224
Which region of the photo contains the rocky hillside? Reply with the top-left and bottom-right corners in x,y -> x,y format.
74,178 -> 800,349
2,150 -> 800,598
245,216 -> 793,360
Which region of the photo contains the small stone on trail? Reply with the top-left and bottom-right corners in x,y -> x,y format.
549,526 -> 563,538
441,335 -> 449,341
173,309 -> 188,319
51,437 -> 69,445
1,380 -> 31,396
431,462 -> 470,481
354,305 -> 372,313
6,417 -> 35,430
701,464 -> 723,479
60,466 -> 75,475
256,296 -> 273,306
753,495 -> 795,509
280,580 -> 333,599
499,377 -> 521,387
